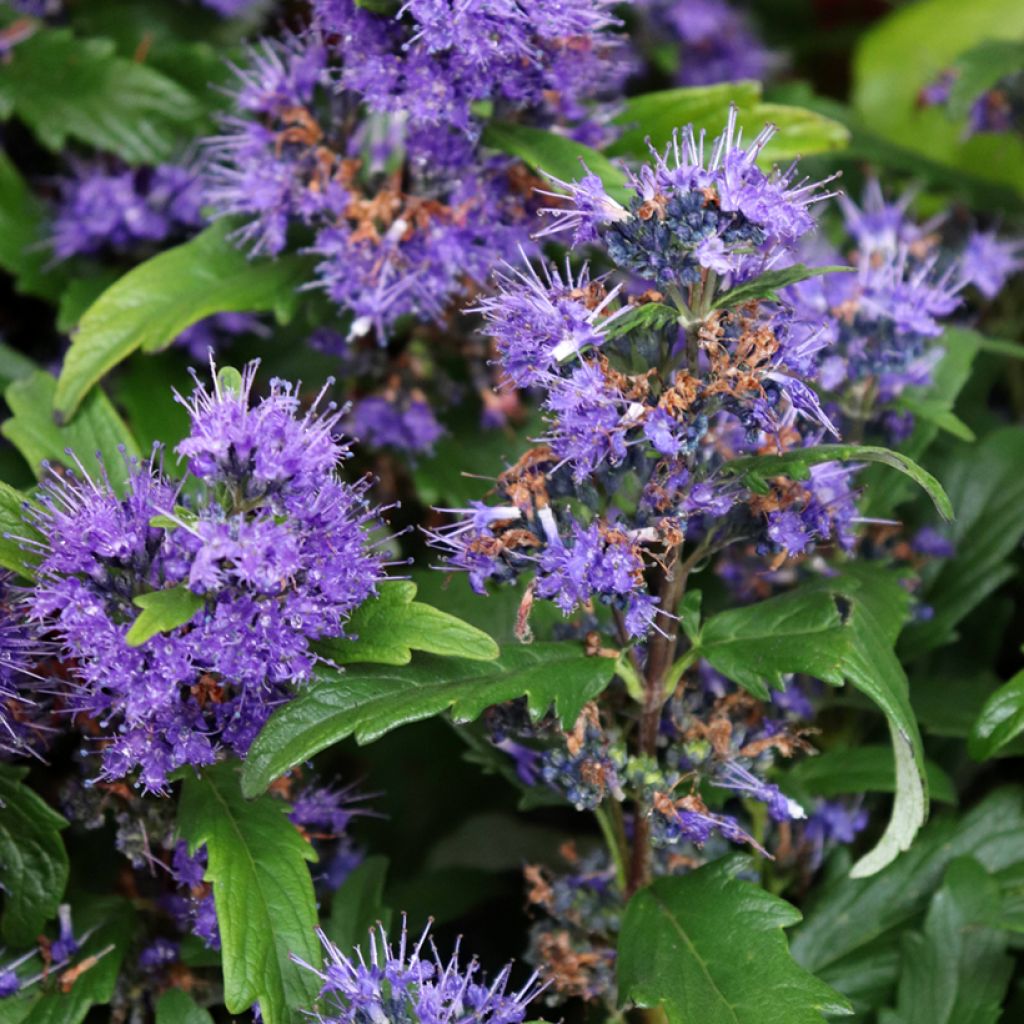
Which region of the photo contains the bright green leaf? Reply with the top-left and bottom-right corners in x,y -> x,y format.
2,371 -> 141,495
969,669 -> 1024,762
0,28 -> 203,163
0,482 -> 38,580
0,766 -> 68,945
54,223 -> 312,420
125,586 -> 205,648
481,122 -> 629,203
601,302 -> 680,341
618,860 -> 852,1024
177,763 -> 320,1024
241,643 -> 616,797
320,582 -> 498,665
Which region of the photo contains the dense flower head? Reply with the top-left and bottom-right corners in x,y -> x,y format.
294,919 -> 545,1024
49,160 -> 205,262
349,395 -> 444,455
634,0 -> 778,87
25,363 -> 388,791
540,107 -> 837,279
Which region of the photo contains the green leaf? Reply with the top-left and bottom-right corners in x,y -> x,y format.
0,481 -> 39,580
879,858 -> 1013,1024
0,342 -> 37,389
790,788 -> 1024,997
481,122 -> 629,203
0,765 -> 68,945
852,0 -> 1024,197
177,763 -> 320,1024
969,669 -> 1024,762
125,586 -> 205,648
2,371 -> 141,495
894,393 -> 975,443
834,566 -> 926,878
974,336 -> 1024,359
617,860 -> 852,1024
54,223 -> 313,421
722,443 -> 953,521
154,990 -> 215,1024
784,746 -> 956,805
241,643 -> 616,797
695,585 -> 850,699
325,856 -> 390,953
601,302 -> 680,341
319,582 -> 498,665
0,151 -> 66,301
0,28 -> 203,163
901,427 -> 1024,658
712,264 -> 851,309
608,81 -> 763,157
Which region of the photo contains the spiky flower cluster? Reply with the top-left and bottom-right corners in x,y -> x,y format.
295,920 -> 545,1024
204,3 -> 630,341
25,363 -> 387,791
432,112 -> 856,636
784,180 -> 1022,443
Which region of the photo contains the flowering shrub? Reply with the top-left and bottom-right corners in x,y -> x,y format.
0,0 -> 1021,1022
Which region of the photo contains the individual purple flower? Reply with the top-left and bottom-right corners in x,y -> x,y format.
713,761 -> 805,822
960,229 -> 1024,299
25,363 -> 388,791
49,161 -> 205,262
293,919 -> 545,1024
803,800 -> 869,870
473,258 -> 626,388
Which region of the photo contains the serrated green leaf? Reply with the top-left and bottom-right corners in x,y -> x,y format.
618,860 -> 852,1024
319,582 -> 498,665
968,669 -> 1024,762
125,585 -> 205,648
0,766 -> 68,945
712,264 -> 852,309
0,28 -> 203,163
695,585 -> 850,699
901,427 -> 1024,658
154,990 -> 215,1024
2,371 -> 141,495
54,223 -> 313,420
0,481 -> 39,580
325,856 -> 390,954
241,643 -> 615,797
879,858 -> 1013,1024
177,763 -> 320,1024
784,746 -> 954,804
481,122 -> 629,203
791,788 -> 1024,993
722,443 -> 953,521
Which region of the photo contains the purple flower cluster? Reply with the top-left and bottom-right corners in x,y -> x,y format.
350,395 -> 444,456
0,573 -> 43,756
25,363 -> 387,791
294,919 -> 545,1024
920,66 -> 1024,137
204,2 -> 630,340
431,112 -> 857,633
634,0 -> 778,86
49,161 -> 205,262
